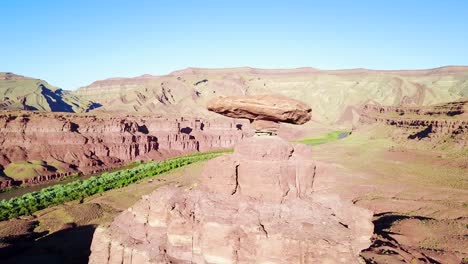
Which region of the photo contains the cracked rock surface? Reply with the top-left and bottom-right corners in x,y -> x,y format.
88,136 -> 373,264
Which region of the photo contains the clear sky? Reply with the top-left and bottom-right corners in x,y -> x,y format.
1,0 -> 467,89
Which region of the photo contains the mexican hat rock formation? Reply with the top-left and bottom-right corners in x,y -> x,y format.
88,95 -> 373,264
207,94 -> 312,125
207,94 -> 312,135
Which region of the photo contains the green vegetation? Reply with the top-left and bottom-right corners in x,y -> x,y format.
4,160 -> 49,180
4,159 -> 74,180
0,150 -> 230,221
296,130 -> 349,146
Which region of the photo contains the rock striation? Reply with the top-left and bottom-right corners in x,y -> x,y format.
207,95 -> 312,125
0,111 -> 252,187
88,96 -> 373,263
201,136 -> 316,202
89,137 -> 373,264
359,99 -> 468,147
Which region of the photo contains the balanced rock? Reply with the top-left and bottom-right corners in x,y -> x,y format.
88,95 -> 373,264
207,95 -> 312,125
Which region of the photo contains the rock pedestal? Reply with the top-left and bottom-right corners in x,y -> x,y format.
251,120 -> 280,135
88,136 -> 373,264
201,136 -> 316,202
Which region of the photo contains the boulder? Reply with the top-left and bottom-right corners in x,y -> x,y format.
207,95 -> 312,125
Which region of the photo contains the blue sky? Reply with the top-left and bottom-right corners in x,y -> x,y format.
1,0 -> 467,89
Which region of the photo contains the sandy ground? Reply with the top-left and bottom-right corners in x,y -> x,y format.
311,131 -> 468,264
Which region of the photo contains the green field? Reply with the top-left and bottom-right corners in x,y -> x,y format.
296,130 -> 350,146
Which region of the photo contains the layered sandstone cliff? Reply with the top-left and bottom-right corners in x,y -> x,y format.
0,111 -> 252,186
359,99 -> 468,147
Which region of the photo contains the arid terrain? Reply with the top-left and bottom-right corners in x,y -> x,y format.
0,67 -> 467,264
2,66 -> 468,124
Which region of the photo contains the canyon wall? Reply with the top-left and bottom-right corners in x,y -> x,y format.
0,111 -> 252,185
359,99 -> 468,147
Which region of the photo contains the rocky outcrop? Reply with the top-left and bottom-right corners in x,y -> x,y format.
88,95 -> 373,263
201,136 -> 316,202
0,111 -> 252,186
88,136 -> 373,263
359,99 -> 468,146
207,95 -> 312,124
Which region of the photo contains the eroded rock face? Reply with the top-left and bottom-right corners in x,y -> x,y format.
207,95 -> 312,125
90,187 -> 372,264
201,137 -> 316,202
0,111 -> 253,185
359,99 -> 468,147
88,136 -> 373,263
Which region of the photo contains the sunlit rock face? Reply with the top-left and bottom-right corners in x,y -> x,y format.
88,137 -> 373,264
0,111 -> 253,185
88,95 -> 373,264
207,94 -> 312,125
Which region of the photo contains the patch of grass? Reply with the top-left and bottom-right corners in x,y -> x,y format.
4,159 -> 77,181
295,130 -> 350,146
3,160 -> 50,180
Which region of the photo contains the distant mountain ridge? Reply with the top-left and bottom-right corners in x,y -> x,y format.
1,66 -> 468,124
74,66 -> 468,123
0,72 -> 99,113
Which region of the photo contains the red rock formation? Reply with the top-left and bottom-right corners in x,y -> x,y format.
0,111 -> 253,186
201,137 -> 316,202
359,99 -> 468,146
88,136 -> 373,263
207,95 -> 312,125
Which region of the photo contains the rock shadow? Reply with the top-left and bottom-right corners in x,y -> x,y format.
408,125 -> 433,140
137,124 -> 149,134
372,212 -> 433,241
361,212 -> 440,264
40,85 -> 74,113
0,224 -> 97,264
85,102 -> 103,112
180,127 -> 193,134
